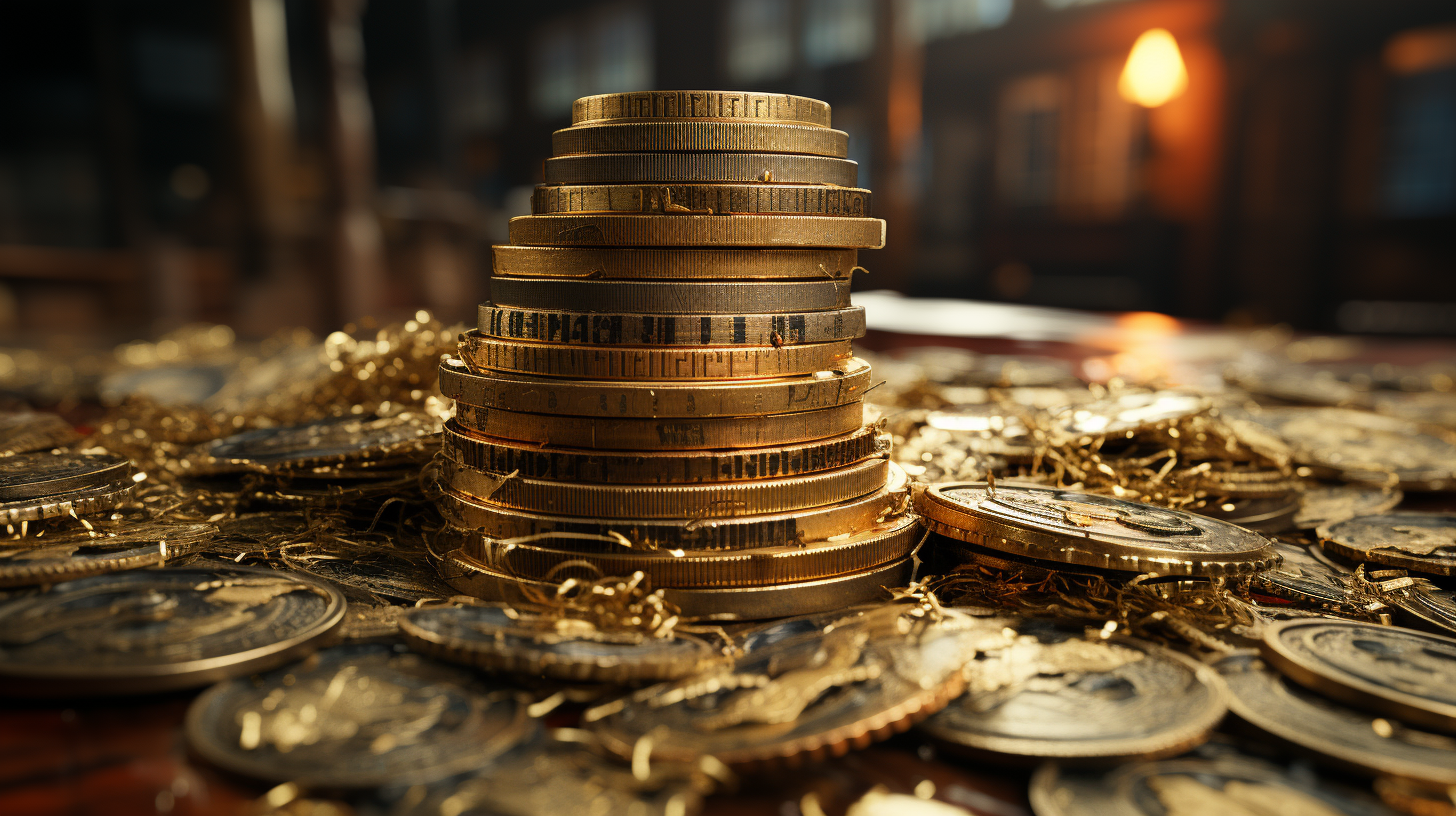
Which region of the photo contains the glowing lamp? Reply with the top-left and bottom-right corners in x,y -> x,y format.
1118,28 -> 1188,108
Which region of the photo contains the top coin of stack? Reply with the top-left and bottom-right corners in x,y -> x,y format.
436,90 -> 915,620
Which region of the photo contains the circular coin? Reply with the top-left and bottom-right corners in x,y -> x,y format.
479,304 -> 865,346
0,563 -> 344,696
458,331 -> 854,380
400,602 -> 726,683
0,451 -> 133,502
492,246 -> 857,280
1319,513 -> 1456,577
508,214 -> 885,249
440,356 -> 871,417
1191,494 -> 1300,533
452,401 -> 864,450
552,121 -> 849,157
489,277 -> 852,314
0,411 -> 80,455
1254,540 -> 1357,610
1296,485 -> 1405,530
533,183 -> 871,217
1214,652 -> 1456,785
543,153 -> 858,186
915,483 -> 1279,577
1,479 -> 137,525
1261,619 -> 1456,734
1053,391 -> 1209,439
186,413 -> 439,475
185,644 -> 534,788
1231,407 -> 1456,490
919,621 -> 1227,763
1392,583 -> 1456,638
572,91 -> 832,128
0,521 -> 217,588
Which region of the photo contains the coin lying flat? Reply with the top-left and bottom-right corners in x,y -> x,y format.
0,563 -> 344,696
1191,494 -> 1300,533
919,620 -> 1227,763
0,451 -> 133,502
478,304 -> 866,346
491,245 -> 858,280
1052,391 -> 1209,439
186,413 -> 439,475
586,606 -> 992,770
0,411 -> 80,455
552,121 -> 851,158
1232,407 -> 1456,490
1295,484 -> 1404,530
399,602 -> 726,683
508,214 -> 886,250
1254,540 -> 1356,610
918,405 -> 1037,460
1214,652 -> 1456,785
532,182 -> 871,217
1391,582 -> 1456,637
1261,620 -> 1456,733
543,153 -> 859,186
915,483 -> 1279,577
0,521 -> 217,588
186,644 -> 534,788
1319,512 -> 1456,577
572,90 -> 833,128
489,277 -> 853,314
0,479 -> 137,526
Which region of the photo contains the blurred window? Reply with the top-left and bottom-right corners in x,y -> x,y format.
1381,27 -> 1456,217
586,5 -> 652,96
532,23 -> 578,117
726,0 -> 793,82
997,74 -> 1064,209
458,50 -> 506,134
804,0 -> 873,68
901,0 -> 1013,43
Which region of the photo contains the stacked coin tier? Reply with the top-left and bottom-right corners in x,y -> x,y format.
434,91 -> 914,618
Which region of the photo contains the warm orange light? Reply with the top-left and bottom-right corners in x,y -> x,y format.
1119,29 -> 1188,108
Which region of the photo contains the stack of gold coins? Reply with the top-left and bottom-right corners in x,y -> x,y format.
432,90 -> 916,620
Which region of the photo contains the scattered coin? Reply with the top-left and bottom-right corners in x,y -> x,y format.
0,451 -> 133,502
1232,407 -> 1456,490
1320,512 -> 1456,577
0,521 -> 216,588
1253,539 -> 1357,610
1295,484 -> 1404,530
0,411 -> 80,455
186,413 -> 439,475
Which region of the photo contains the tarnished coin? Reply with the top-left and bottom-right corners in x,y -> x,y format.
1225,362 -> 1368,407
186,644 -> 534,788
400,602 -> 726,683
186,413 -> 439,475
0,451 -> 133,502
585,606 -> 993,770
1320,512 -> 1456,577
1,479 -> 137,525
1214,652 -> 1456,785
1295,484 -> 1404,530
491,245 -> 858,280
532,182 -> 870,217
1254,540 -> 1357,610
0,521 -> 217,588
0,563 -> 345,696
1375,390 -> 1456,431
552,121 -> 850,158
1191,494 -> 1300,533
543,153 -> 859,186
0,411 -> 79,455
1261,620 -> 1456,733
507,214 -> 886,249
572,90 -> 832,127
458,331 -> 855,380
1391,582 -> 1456,638
1232,407 -> 1456,490
1052,391 -> 1209,438
478,304 -> 865,346
919,621 -> 1227,763
915,483 -> 1280,577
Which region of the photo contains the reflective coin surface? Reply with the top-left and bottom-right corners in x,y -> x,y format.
399,602 -> 726,683
1234,407 -> 1456,490
1254,540 -> 1356,610
1053,391 -> 1209,438
0,521 -> 217,588
1295,485 -> 1404,530
1214,652 -> 1456,785
188,413 -> 438,474
1320,512 -> 1456,577
0,563 -> 345,695
1261,619 -> 1456,733
919,619 -> 1227,763
916,482 -> 1279,577
186,644 -> 534,788
0,451 -> 133,501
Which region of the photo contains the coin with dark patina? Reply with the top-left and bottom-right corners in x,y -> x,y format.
0,451 -> 133,502
0,521 -> 216,588
1254,540 -> 1357,610
1319,512 -> 1456,577
186,413 -> 439,474
0,412 -> 80,455
1294,485 -> 1403,530
1232,407 -> 1456,490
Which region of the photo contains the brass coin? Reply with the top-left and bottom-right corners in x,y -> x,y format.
1053,390 -> 1210,438
509,214 -> 885,249
919,621 -> 1228,763
1,480 -> 137,525
1215,652 -> 1456,785
458,331 -> 854,380
915,482 -> 1280,577
553,121 -> 849,158
1295,484 -> 1404,530
1254,540 -> 1357,610
0,563 -> 345,696
436,463 -> 910,551
0,451 -> 133,502
452,514 -> 921,589
478,304 -> 865,346
572,90 -> 832,128
489,277 -> 852,314
0,412 -> 80,455
399,602 -> 726,684
1261,619 -> 1456,733
185,413 -> 440,475
0,521 -> 217,588
451,401 -> 865,450
441,457 -> 889,519
492,246 -> 857,280
442,421 -> 885,484
543,153 -> 859,186
1392,582 -> 1456,638
1190,494 -> 1300,533
1230,406 -> 1456,490
533,183 -> 871,217
439,356 -> 871,418
1319,512 -> 1456,577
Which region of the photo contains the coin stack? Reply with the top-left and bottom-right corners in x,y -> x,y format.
432,90 -> 916,619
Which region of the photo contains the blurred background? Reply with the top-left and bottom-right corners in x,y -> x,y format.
2,0 -> 1454,346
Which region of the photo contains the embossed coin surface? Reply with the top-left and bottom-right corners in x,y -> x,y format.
1262,620 -> 1456,733
187,413 -> 438,474
0,563 -> 344,695
1215,652 -> 1456,785
1294,485 -> 1403,530
1319,512 -> 1456,577
186,644 -> 534,788
919,620 -> 1227,762
915,483 -> 1279,577
0,451 -> 133,501
1234,407 -> 1456,490
1254,540 -> 1355,610
0,521 -> 217,588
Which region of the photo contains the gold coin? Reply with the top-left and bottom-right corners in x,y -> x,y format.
509,214 -> 885,249
532,183 -> 871,217
439,356 -> 872,417
436,463 -> 909,551
553,122 -> 848,158
488,278 -> 852,314
492,246 -> 857,280
452,402 -> 866,450
442,421 -> 886,484
572,91 -> 831,128
442,457 -> 888,519
543,154 -> 858,186
452,514 -> 920,589
478,304 -> 865,346
457,331 -> 854,380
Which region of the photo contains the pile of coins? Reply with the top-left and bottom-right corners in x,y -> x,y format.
431,91 -> 916,619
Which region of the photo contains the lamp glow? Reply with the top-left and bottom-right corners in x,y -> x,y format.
1118,28 -> 1188,108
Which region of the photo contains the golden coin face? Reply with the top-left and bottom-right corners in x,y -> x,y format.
0,451 -> 132,502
